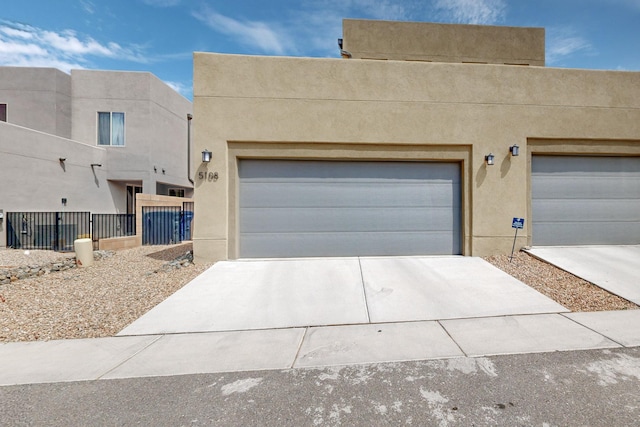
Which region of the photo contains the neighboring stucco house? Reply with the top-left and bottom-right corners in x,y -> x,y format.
192,19 -> 640,263
0,67 -> 193,247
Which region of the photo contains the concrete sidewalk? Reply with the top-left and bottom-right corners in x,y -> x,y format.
1,310 -> 639,386
2,255 -> 639,387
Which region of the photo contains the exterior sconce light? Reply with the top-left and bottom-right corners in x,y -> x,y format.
485,153 -> 495,166
91,163 -> 102,167
510,144 -> 520,156
202,149 -> 212,163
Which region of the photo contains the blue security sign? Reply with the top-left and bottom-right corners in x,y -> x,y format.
512,218 -> 525,229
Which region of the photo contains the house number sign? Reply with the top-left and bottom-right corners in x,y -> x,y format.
198,171 -> 218,181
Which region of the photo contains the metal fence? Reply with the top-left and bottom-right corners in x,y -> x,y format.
6,211 -> 91,251
182,201 -> 194,241
7,207 -> 193,251
141,206 -> 195,245
91,214 -> 136,245
142,206 -> 181,245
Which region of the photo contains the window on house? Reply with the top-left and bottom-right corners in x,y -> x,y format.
98,112 -> 125,146
0,104 -> 7,122
168,188 -> 185,197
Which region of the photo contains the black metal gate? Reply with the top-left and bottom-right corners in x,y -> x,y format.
141,205 -> 195,245
182,201 -> 194,241
142,206 -> 181,245
6,212 -> 91,251
91,214 -> 136,246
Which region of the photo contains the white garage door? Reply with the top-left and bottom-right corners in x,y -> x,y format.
239,160 -> 462,258
532,156 -> 640,246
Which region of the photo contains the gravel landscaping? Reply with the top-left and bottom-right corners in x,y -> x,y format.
0,244 -> 211,343
485,251 -> 638,312
0,245 -> 636,343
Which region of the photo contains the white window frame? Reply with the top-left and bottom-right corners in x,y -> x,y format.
97,111 -> 125,146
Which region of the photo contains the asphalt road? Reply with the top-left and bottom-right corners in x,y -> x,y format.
2,347 -> 639,426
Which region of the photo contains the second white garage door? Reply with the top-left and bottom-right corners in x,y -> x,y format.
239,160 -> 462,258
532,156 -> 640,246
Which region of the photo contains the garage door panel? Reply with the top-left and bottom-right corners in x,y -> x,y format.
241,182 -> 459,208
532,156 -> 640,246
533,200 -> 640,222
532,156 -> 640,174
239,160 -> 461,257
241,231 -> 459,258
241,207 -> 458,233
240,159 -> 461,181
533,222 -> 640,246
532,176 -> 640,199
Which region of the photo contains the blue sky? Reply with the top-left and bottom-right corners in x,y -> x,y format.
1,0 -> 639,99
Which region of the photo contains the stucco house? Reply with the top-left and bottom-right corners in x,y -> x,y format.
191,19 -> 639,263
0,67 -> 193,248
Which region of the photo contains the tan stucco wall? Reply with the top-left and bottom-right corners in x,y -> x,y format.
98,235 -> 139,251
342,19 -> 545,66
192,52 -> 640,263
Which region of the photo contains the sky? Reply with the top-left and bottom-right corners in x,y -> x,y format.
1,0 -> 639,100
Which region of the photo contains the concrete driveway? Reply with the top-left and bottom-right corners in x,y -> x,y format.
527,245 -> 640,305
119,256 -> 567,336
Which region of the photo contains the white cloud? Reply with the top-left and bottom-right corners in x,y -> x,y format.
0,26 -> 34,39
546,27 -> 594,65
40,30 -> 115,56
80,0 -> 96,14
434,0 -> 506,24
193,6 -> 290,55
0,20 -> 149,72
165,80 -> 191,98
0,40 -> 47,56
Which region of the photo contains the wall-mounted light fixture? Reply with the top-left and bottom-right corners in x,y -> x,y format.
509,144 -> 520,156
485,153 -> 495,166
202,149 -> 212,163
154,166 -> 157,173
59,157 -> 66,163
91,163 -> 102,168
162,168 -> 166,174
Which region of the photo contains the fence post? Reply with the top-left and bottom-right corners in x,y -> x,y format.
55,212 -> 61,251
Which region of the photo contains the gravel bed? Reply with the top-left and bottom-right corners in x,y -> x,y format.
1,246 -> 636,343
485,251 -> 638,312
0,249 -> 75,269
0,244 -> 211,343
